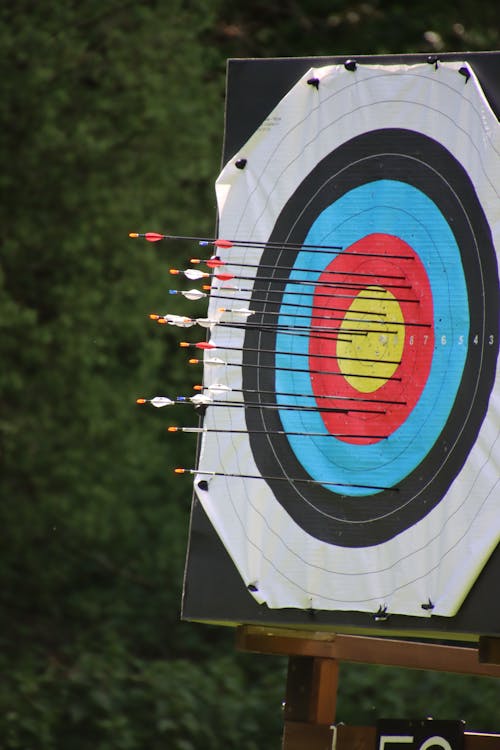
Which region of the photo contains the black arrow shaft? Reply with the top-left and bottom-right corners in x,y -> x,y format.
203,386 -> 405,407
206,342 -> 401,367
192,469 -> 397,492
247,308 -> 430,329
203,259 -> 405,281
216,241 -> 411,260
198,358 -> 401,383
188,399 -> 383,415
217,318 -> 427,338
210,284 -> 420,306
216,272 -> 411,292
209,237 -> 410,261
176,426 -> 388,439
210,290 -> 386,318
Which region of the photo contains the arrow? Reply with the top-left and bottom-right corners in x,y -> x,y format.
187,357 -> 402,383
175,467 -> 397,492
154,313 -> 404,341
179,340 -> 402,367
201,314 -> 408,337
191,256 -> 406,281
216,305 -> 430,330
171,286 -> 387,318
129,231 -> 343,251
170,267 -> 411,293
174,395 -> 384,415
210,292 -> 386,319
168,426 -> 388,439
194,383 -> 406,407
130,230 -> 416,262
201,283 -> 420,306
138,394 -> 382,414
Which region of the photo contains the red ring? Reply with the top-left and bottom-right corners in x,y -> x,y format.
309,233 -> 434,444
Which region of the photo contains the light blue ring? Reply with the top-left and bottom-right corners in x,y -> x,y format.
276,180 -> 469,496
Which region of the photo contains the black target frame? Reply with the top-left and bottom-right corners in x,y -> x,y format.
182,52 -> 500,642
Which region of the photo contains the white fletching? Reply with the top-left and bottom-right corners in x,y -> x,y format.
150,397 -> 175,408
195,317 -> 216,329
217,285 -> 238,293
164,314 -> 195,327
206,383 -> 231,394
184,269 -> 207,281
231,307 -> 254,317
182,288 -> 207,301
190,394 -> 213,406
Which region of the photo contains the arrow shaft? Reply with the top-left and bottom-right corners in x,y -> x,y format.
218,322 -> 360,341
209,290 -> 386,318
188,469 -> 397,492
210,240 -> 411,261
132,230 -> 414,262
193,358 -> 401,383
173,426 -> 388,439
209,284 -> 420,306
209,238 -> 410,261
246,308 -> 430,329
199,258 -> 405,281
132,231 -> 342,251
216,318 -> 421,338
183,399 -> 384,415
215,272 -> 411,292
203,386 -> 405,407
211,238 -> 344,251
200,342 -> 401,367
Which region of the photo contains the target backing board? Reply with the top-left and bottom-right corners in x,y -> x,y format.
182,52 -> 500,641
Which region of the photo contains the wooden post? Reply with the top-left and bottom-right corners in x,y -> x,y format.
479,636 -> 500,665
281,655 -> 339,749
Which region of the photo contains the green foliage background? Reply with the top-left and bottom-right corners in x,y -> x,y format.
1,2 -> 498,747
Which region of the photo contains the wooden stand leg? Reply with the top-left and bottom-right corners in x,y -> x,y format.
282,655 -> 338,750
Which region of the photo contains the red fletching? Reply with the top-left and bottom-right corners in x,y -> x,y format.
196,342 -> 216,350
145,232 -> 165,242
214,239 -> 233,249
214,273 -> 234,281
206,257 -> 225,268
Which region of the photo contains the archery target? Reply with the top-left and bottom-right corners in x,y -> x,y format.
196,61 -> 500,617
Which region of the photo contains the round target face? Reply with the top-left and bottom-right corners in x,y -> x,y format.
244,129 -> 498,546
197,61 -> 500,617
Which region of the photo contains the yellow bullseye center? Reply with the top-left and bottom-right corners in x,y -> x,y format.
337,286 -> 405,393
